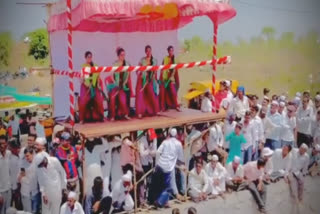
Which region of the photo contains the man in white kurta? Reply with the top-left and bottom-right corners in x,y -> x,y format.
60,192 -> 84,214
153,128 -> 185,206
0,136 -> 12,214
270,145 -> 292,182
201,91 -> 214,113
288,144 -> 310,202
261,147 -> 273,181
188,159 -> 209,201
296,98 -> 314,147
34,152 -> 67,214
205,155 -> 226,196
226,156 -> 246,191
229,86 -> 249,120
312,109 -> 320,145
111,171 -> 134,212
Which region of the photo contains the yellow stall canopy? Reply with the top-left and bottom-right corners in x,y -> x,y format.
184,80 -> 239,101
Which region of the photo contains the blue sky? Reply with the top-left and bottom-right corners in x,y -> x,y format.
0,0 -> 319,42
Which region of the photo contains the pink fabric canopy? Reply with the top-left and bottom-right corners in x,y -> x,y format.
48,0 -> 236,32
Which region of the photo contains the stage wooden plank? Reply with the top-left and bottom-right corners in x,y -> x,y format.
73,108 -> 226,138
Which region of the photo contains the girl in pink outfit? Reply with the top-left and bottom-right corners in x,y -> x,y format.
159,46 -> 180,112
79,51 -> 104,123
108,48 -> 133,121
136,45 -> 160,118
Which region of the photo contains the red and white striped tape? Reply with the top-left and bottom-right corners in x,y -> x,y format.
67,0 -> 75,126
53,56 -> 231,78
212,24 -> 218,94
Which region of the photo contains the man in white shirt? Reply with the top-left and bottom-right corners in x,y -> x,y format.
281,105 -> 297,147
251,106 -> 264,160
229,86 -> 249,121
223,112 -> 237,151
0,135 -> 12,214
270,145 -> 292,182
296,97 -> 314,147
312,109 -> 320,145
111,171 -> 134,213
60,192 -> 84,214
242,111 -> 255,164
243,158 -> 267,213
188,158 -> 209,202
226,156 -> 246,192
201,90 -> 214,113
152,128 -> 185,207
208,123 -> 228,165
265,101 -> 282,150
205,155 -> 226,196
18,148 -> 38,214
8,139 -> 22,210
34,152 -> 67,214
139,129 -> 157,173
34,137 -> 47,154
288,144 -> 310,202
8,114 -> 20,139
261,147 -> 273,182
307,144 -> 320,176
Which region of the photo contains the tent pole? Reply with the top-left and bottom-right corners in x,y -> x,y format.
45,4 -> 55,115
67,0 -> 75,126
183,124 -> 188,200
131,132 -> 138,214
212,22 -> 218,94
81,134 -> 86,204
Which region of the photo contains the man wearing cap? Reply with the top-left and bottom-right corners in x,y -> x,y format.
280,105 -> 297,148
0,135 -> 12,214
243,158 -> 267,213
278,101 -> 287,119
270,145 -> 292,182
308,144 -> 320,176
261,147 -> 273,182
34,137 -> 47,154
8,139 -> 22,210
251,106 -> 264,160
208,122 -> 227,165
34,152 -> 67,214
205,155 -> 226,196
60,192 -> 84,214
288,144 -> 310,202
223,112 -> 237,152
312,109 -> 320,145
151,128 -> 185,207
242,110 -> 256,164
188,158 -> 209,202
229,86 -> 250,121
265,101 -> 282,150
225,156 -> 246,192
297,97 -> 314,148
111,171 -> 134,213
56,132 -> 80,194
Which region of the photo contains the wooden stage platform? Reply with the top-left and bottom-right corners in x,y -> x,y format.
74,108 -> 226,138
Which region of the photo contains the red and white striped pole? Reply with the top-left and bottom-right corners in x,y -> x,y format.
212,23 -> 218,94
67,0 -> 75,126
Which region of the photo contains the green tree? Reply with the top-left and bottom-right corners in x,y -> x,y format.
262,26 -> 276,40
28,28 -> 49,60
0,32 -> 13,69
184,39 -> 191,52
